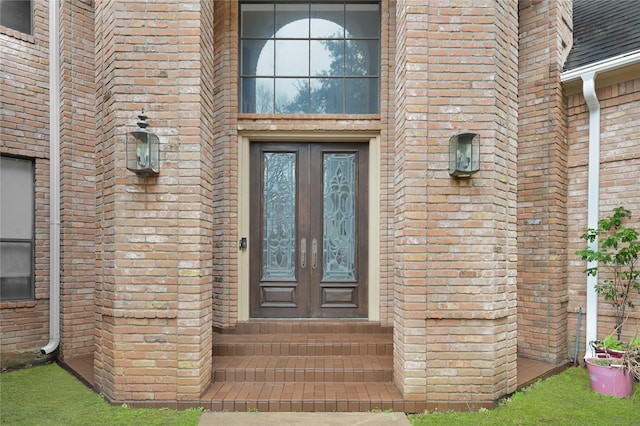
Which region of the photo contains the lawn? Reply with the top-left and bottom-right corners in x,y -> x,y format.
410,367 -> 640,426
0,363 -> 201,426
1,364 -> 639,425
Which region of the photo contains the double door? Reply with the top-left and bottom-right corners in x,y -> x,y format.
249,142 -> 368,318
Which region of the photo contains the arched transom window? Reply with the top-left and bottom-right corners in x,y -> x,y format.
240,2 -> 380,114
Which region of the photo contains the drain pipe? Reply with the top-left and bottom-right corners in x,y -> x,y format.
561,51 -> 640,359
581,72 -> 600,359
41,0 -> 61,355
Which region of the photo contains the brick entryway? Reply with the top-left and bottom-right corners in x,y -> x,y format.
62,331 -> 567,413
200,321 -> 413,412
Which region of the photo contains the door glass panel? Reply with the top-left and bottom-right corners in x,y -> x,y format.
262,153 -> 297,280
322,153 -> 356,281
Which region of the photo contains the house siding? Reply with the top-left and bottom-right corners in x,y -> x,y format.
3,0 -> 640,410
393,0 -> 519,405
59,0 -> 97,359
567,77 -> 640,356
517,0 -> 573,364
92,0 -> 214,401
0,0 -> 51,367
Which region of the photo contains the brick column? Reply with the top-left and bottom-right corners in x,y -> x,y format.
94,0 -> 212,403
59,0 -> 97,359
517,0 -> 572,364
394,0 -> 518,409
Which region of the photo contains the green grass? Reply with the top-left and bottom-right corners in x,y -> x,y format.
3,363 -> 640,425
0,363 -> 202,426
409,367 -> 640,426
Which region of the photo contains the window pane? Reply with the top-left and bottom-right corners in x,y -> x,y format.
0,242 -> 33,300
241,78 -> 274,113
1,241 -> 31,277
239,2 -> 380,116
346,39 -> 379,76
275,3 -> 309,38
0,0 -> 32,35
310,4 -> 344,38
1,276 -> 33,300
275,40 -> 309,76
242,39 -> 274,76
276,78 -> 309,113
241,3 -> 274,38
346,78 -> 378,114
1,156 -> 33,239
311,78 -> 343,114
311,40 -> 343,77
345,3 -> 379,38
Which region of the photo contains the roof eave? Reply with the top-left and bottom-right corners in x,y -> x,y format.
561,49 -> 640,82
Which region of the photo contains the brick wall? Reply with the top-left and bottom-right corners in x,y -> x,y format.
567,77 -> 640,357
379,0 -> 396,327
216,0 -> 397,327
58,0 -> 97,359
93,0 -> 212,401
393,0 -> 518,408
210,0 -> 239,328
517,0 -> 573,363
0,0 -> 52,367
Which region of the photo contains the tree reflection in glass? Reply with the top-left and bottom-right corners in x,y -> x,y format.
240,2 -> 379,114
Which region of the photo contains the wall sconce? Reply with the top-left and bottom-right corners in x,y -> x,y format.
126,111 -> 159,177
449,131 -> 480,177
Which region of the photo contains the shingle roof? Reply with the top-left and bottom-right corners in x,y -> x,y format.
564,0 -> 640,71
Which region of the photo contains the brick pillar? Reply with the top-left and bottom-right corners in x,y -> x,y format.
394,1 -> 519,409
210,0 -> 240,328
59,0 -> 97,359
517,0 -> 572,364
94,0 -> 212,402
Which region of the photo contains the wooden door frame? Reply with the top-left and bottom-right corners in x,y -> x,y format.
237,133 -> 381,321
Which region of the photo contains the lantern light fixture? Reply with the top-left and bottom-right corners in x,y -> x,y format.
449,131 -> 480,177
126,110 -> 159,177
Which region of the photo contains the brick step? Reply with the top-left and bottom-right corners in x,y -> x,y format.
213,332 -> 392,356
212,355 -> 393,383
215,320 -> 393,335
207,321 -> 404,412
199,382 -> 422,413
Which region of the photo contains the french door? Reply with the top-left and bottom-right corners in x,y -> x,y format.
249,142 -> 368,318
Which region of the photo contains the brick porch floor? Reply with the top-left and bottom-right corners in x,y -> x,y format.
63,322 -> 569,413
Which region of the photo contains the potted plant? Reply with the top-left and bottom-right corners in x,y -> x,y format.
584,356 -> 635,397
577,206 -> 640,397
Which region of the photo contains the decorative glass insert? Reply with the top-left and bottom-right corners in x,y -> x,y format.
262,153 -> 297,280
323,153 -> 356,281
240,2 -> 380,114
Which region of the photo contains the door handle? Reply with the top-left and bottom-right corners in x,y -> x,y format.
312,238 -> 318,269
301,238 -> 307,268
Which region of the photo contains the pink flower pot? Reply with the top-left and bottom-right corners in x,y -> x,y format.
585,358 -> 634,398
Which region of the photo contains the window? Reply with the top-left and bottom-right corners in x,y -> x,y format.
1,156 -> 34,301
240,1 -> 380,114
0,0 -> 32,35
